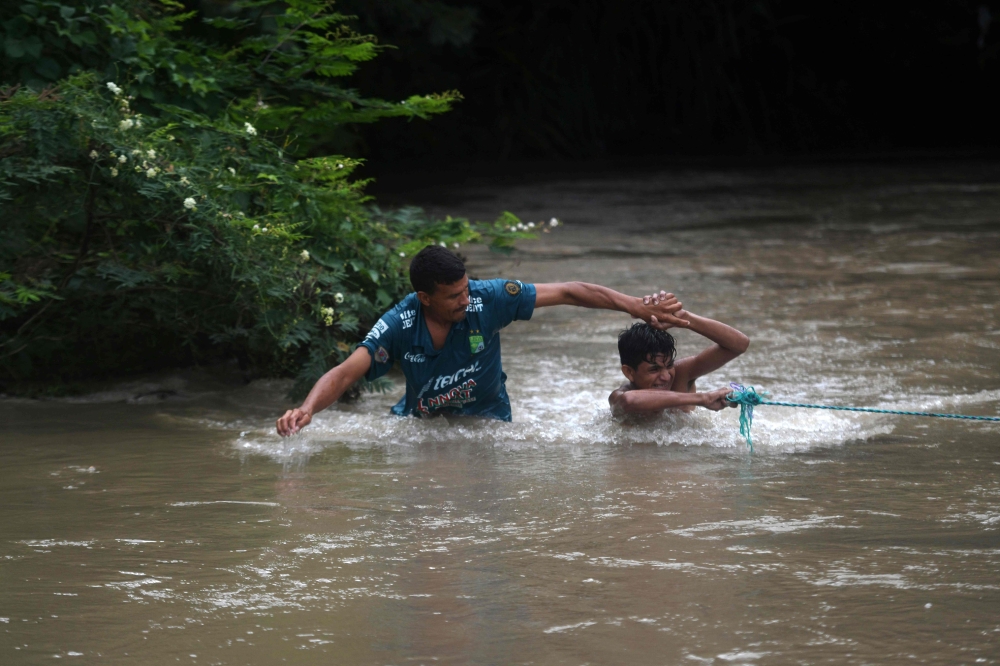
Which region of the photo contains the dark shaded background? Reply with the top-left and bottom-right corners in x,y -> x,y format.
333,0 -> 999,165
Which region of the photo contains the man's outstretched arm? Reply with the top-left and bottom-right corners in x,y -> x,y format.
534,282 -> 689,327
276,347 -> 371,436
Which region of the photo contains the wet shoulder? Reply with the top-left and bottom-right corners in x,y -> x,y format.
366,293 -> 420,345
608,381 -> 632,411
381,293 -> 419,326
466,279 -> 494,316
470,278 -> 528,305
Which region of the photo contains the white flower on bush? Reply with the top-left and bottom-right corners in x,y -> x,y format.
439,241 -> 446,247
131,149 -> 142,156
106,82 -> 122,96
183,197 -> 197,211
118,154 -> 127,164
228,167 -> 236,176
334,292 -> 344,304
180,176 -> 190,186
244,122 -> 257,136
300,249 -> 310,262
452,242 -> 460,249
527,222 -> 535,228
399,251 -> 405,257
321,306 -> 335,326
89,150 -> 98,160
110,167 -> 118,177
146,168 -> 157,178
146,149 -> 155,159
550,217 -> 559,226
253,224 -> 260,231
119,119 -> 134,130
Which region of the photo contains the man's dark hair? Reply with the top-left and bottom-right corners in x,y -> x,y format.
618,322 -> 676,368
409,245 -> 466,294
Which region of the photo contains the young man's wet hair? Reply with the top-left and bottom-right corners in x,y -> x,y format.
409,245 -> 466,294
618,322 -> 676,369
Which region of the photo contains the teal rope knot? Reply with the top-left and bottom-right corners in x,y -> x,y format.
726,383 -> 768,452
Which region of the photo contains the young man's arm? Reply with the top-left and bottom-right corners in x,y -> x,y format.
608,302 -> 749,418
276,347 -> 371,436
534,282 -> 690,327
671,311 -> 750,388
610,385 -> 733,417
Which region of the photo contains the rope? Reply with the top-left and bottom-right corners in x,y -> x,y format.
725,383 -> 1000,452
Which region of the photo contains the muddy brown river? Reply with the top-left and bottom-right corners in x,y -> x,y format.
2,161 -> 999,664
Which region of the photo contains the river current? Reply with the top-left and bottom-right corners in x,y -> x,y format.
2,161 -> 999,664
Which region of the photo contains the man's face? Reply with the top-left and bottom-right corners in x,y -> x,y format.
418,274 -> 471,323
623,353 -> 675,390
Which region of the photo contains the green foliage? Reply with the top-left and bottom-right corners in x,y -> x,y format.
1,0 -> 462,155
0,1 -> 548,396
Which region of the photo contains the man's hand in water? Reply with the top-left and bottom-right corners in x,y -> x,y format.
276,408 -> 312,436
641,290 -> 690,329
702,388 -> 736,411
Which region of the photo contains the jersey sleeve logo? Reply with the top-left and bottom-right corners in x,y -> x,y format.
365,319 -> 390,340
374,346 -> 390,364
504,280 -> 521,296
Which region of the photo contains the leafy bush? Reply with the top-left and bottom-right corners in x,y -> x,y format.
0,1 -> 549,396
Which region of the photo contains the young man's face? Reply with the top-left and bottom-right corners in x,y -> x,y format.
623,353 -> 675,390
418,274 -> 471,323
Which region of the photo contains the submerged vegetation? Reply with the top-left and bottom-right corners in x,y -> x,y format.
0,0 -> 546,396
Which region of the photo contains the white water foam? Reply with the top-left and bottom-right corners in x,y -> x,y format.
230,374 -> 900,463
47,316 -> 995,461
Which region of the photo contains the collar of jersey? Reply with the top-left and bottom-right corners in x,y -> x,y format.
413,301 -> 468,356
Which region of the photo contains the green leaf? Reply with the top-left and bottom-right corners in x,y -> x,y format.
33,57 -> 60,80
5,39 -> 25,58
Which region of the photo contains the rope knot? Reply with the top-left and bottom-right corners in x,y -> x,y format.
726,383 -> 768,451
727,383 -> 765,407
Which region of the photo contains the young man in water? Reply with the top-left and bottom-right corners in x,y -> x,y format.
276,246 -> 688,435
609,297 -> 750,417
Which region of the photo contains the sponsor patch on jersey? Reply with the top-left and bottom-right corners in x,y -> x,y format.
504,280 -> 521,296
469,334 -> 484,354
366,318 -> 389,340
374,346 -> 389,364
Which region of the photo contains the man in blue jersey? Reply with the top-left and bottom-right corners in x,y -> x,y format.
275,245 -> 687,435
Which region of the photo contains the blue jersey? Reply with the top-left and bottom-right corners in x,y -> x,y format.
358,278 -> 537,421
